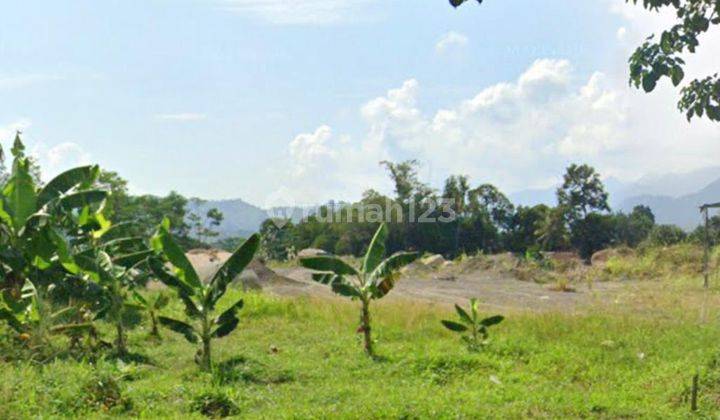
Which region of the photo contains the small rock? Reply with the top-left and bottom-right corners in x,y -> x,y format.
421,254 -> 446,268
297,248 -> 328,258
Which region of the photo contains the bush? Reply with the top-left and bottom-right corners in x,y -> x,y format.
190,390 -> 239,418
644,225 -> 687,247
599,243 -> 705,280
82,373 -> 132,412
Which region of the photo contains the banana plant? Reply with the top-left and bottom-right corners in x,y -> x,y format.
0,134 -> 108,343
71,248 -> 152,356
132,291 -> 169,338
0,279 -> 92,350
300,223 -> 418,356
150,218 -> 260,371
0,133 -> 107,294
441,298 -> 504,351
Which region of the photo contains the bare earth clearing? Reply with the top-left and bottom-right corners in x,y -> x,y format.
182,249 -> 632,313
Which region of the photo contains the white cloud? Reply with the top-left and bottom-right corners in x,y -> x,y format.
29,141 -> 92,180
273,56 -> 720,204
288,125 -> 335,176
435,31 -> 469,54
0,121 -> 93,181
220,0 -> 377,25
155,113 -> 207,121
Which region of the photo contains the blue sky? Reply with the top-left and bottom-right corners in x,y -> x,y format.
1,1 -> 719,207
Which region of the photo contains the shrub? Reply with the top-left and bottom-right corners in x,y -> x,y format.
441,298 -> 504,351
82,373 -> 132,412
644,224 -> 687,247
190,390 -> 238,418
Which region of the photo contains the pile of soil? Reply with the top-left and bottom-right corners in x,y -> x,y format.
185,249 -> 303,291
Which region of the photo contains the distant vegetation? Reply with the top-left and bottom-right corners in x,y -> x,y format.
259,160 -> 717,263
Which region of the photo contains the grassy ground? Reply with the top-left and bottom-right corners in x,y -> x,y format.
3,275 -> 720,418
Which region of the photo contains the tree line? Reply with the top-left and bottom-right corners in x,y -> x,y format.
260,160 -> 716,262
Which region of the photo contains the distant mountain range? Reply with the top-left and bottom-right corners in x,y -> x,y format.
509,166 -> 720,230
192,166 -> 720,238
187,198 -> 312,239
618,178 -> 720,230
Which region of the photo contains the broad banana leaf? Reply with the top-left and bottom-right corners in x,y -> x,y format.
362,223 -> 388,274
179,294 -> 202,319
159,316 -> 198,343
331,282 -> 361,298
441,320 -> 468,332
211,317 -> 239,338
300,256 -> 358,276
37,165 -> 100,208
148,258 -> 195,297
369,252 -> 418,283
214,299 -> 244,325
480,315 -> 504,327
151,220 -> 201,289
311,273 -> 342,285
2,158 -> 37,232
206,234 -> 260,306
113,250 -> 153,269
57,190 -> 108,211
455,304 -> 474,325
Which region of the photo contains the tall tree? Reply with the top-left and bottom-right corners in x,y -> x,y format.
469,184 -> 514,230
443,175 -> 471,218
556,164 -> 609,223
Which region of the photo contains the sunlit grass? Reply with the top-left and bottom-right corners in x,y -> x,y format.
2,277 -> 720,418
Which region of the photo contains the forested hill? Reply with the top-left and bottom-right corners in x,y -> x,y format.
188,198 -> 310,238
620,178 -> 720,230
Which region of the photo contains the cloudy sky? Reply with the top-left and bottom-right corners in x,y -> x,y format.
1,0 -> 719,207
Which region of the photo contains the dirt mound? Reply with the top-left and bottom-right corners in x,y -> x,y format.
184,248 -> 303,290
421,254 -> 446,268
591,247 -> 635,266
297,248 -> 328,258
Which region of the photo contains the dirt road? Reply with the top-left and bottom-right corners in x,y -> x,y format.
185,249 -> 627,312
273,266 -> 625,312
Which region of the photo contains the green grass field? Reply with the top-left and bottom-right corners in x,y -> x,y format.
3,273 -> 720,419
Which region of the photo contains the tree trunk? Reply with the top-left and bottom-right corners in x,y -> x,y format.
116,322 -> 127,356
200,336 -> 212,371
361,300 -> 373,356
150,312 -> 160,338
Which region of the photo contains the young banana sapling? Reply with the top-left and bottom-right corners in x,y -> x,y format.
150,218 -> 260,371
441,298 -> 504,351
300,223 -> 418,357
